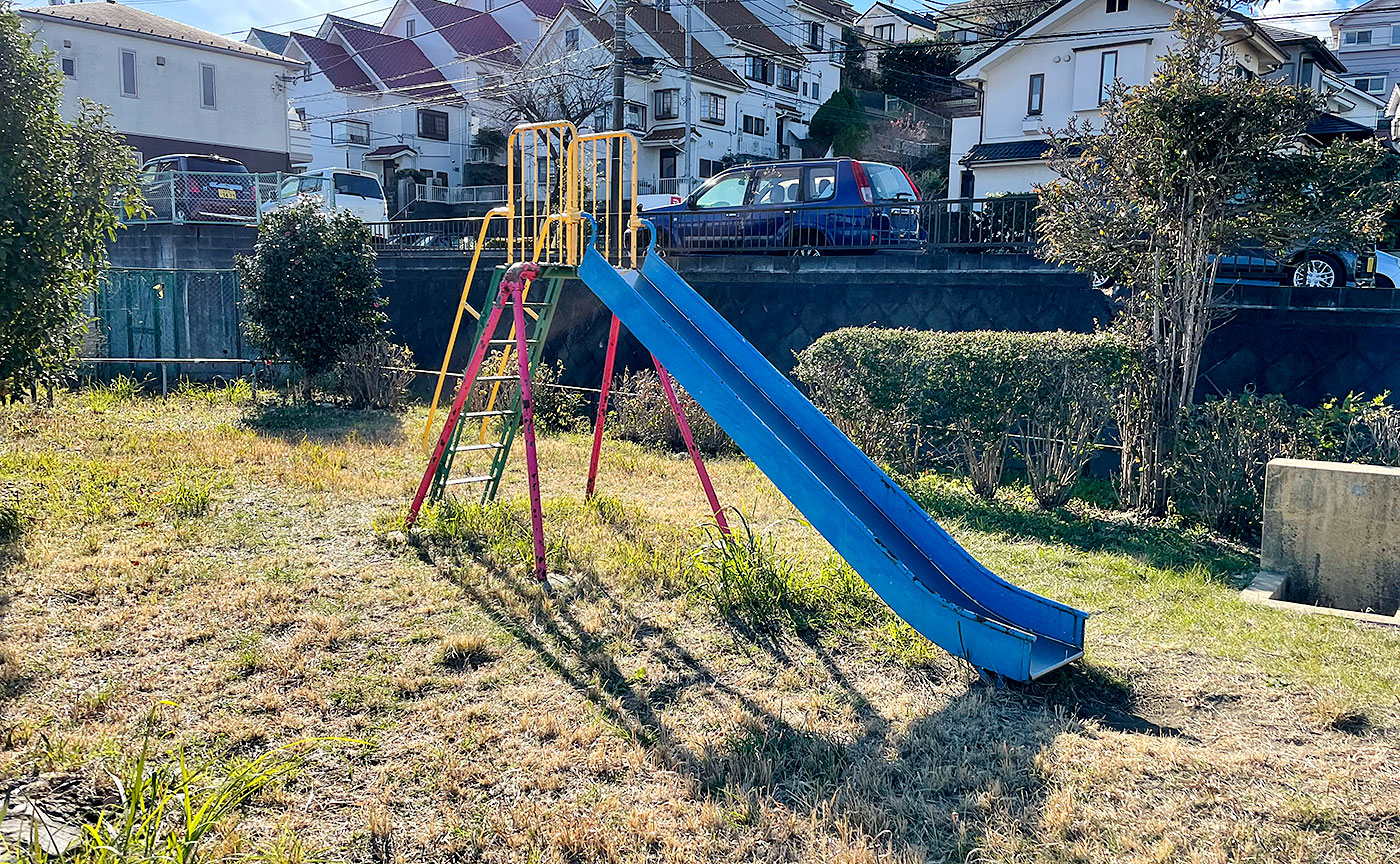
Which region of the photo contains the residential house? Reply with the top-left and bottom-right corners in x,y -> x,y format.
19,1 -> 306,172
278,20 -> 469,204
1389,83 -> 1400,140
950,0 -> 1305,198
1330,0 -> 1400,102
1264,24 -> 1390,138
456,0 -> 583,57
855,3 -> 939,44
531,0 -> 851,197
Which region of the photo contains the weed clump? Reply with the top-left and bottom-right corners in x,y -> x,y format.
439,633 -> 492,670
164,479 -> 212,518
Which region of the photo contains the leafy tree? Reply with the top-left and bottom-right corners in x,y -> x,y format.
808,90 -> 869,157
1039,2 -> 1400,511
238,201 -> 387,398
0,1 -> 141,400
840,26 -> 877,91
876,40 -> 959,104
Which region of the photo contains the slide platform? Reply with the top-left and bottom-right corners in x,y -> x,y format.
576,235 -> 1086,681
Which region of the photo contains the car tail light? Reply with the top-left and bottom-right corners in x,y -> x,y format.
187,177 -> 200,194
851,160 -> 874,204
898,166 -> 922,201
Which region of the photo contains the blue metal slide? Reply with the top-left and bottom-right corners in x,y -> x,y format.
576,231 -> 1087,681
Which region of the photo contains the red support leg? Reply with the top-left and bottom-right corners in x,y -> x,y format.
585,314 -> 622,500
653,357 -> 730,536
407,295 -> 510,525
512,279 -> 549,583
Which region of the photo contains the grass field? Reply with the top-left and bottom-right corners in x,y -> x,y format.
1,383 -> 1398,863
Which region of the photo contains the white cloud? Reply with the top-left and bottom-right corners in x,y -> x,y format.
1249,0 -> 1363,39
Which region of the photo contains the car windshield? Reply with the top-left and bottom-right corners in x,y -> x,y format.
334,173 -> 383,199
865,163 -> 917,201
187,158 -> 248,174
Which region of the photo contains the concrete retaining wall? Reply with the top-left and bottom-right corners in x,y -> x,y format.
1261,458 -> 1400,616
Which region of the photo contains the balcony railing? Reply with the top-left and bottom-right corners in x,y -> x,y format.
655,178 -> 680,195
411,183 -> 507,205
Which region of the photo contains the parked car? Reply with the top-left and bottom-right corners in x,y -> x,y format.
1215,243 -> 1395,289
645,158 -> 924,255
138,154 -> 256,223
263,168 -> 388,223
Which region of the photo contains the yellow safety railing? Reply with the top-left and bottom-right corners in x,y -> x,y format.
421,123 -> 641,450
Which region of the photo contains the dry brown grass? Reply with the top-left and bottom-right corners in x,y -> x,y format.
0,387 -> 1398,863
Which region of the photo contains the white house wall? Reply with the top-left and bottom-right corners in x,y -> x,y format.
24,17 -> 294,169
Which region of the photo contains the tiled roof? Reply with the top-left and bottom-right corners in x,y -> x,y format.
521,0 -> 586,20
629,7 -> 748,88
247,28 -> 290,55
793,0 -> 856,23
408,0 -> 519,65
1306,113 -> 1376,141
20,2 -> 298,64
884,5 -> 939,31
290,33 -> 377,92
337,27 -> 460,100
642,126 -> 690,142
366,144 -> 419,158
1258,24 -> 1346,73
574,12 -> 644,62
961,140 -> 1051,164
696,0 -> 802,60
326,14 -> 380,32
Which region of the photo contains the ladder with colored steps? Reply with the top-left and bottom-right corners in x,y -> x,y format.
414,262 -> 564,521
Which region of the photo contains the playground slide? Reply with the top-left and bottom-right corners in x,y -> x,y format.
575,239 -> 1087,681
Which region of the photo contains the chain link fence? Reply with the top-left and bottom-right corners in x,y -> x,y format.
89,268 -> 251,381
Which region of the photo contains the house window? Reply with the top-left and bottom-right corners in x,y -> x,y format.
778,65 -> 799,91
480,74 -> 505,95
1393,24 -> 1400,45
1342,29 -> 1372,46
659,149 -> 677,180
699,158 -> 720,178
700,92 -> 725,124
406,18 -> 416,37
830,37 -> 843,65
1105,0 -> 1128,12
331,119 -> 371,145
1098,51 -> 1117,104
1300,59 -> 1315,88
61,57 -> 75,77
653,88 -> 678,120
873,23 -> 895,40
742,114 -> 766,136
200,63 -> 217,110
1354,76 -> 1388,93
959,169 -> 975,199
745,55 -> 773,84
625,101 -> 646,131
807,22 -> 824,48
811,82 -> 820,100
418,109 -> 450,140
1027,73 -> 1043,115
120,49 -> 137,97
565,27 -> 579,50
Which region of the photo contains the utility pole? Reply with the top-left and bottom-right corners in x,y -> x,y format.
683,0 -> 693,196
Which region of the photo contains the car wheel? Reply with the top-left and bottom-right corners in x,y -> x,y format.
1292,256 -> 1341,288
793,245 -> 822,257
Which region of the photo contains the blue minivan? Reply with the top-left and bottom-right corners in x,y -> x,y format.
645,158 -> 923,255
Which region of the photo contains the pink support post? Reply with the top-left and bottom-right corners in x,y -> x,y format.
653,357 -> 730,536
407,291 -> 511,524
585,314 -> 622,500
511,272 -> 549,583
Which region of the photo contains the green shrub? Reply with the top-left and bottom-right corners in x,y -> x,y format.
608,368 -> 736,455
238,202 -> 387,396
530,359 -> 588,434
795,328 -> 1133,504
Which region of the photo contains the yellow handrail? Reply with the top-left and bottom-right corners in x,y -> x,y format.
422,206 -> 507,449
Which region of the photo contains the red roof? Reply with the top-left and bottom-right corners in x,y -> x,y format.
290,33 -> 376,92
337,26 -> 460,100
521,0 -> 584,19
408,0 -> 519,65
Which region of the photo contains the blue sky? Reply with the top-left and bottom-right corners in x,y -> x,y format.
16,0 -> 1359,40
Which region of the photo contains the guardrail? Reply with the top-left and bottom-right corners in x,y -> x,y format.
410,183 -> 507,206
644,196 -> 1038,255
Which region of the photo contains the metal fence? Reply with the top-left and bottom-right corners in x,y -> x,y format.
410,183 -> 507,205
124,171 -> 282,225
365,197 -> 1039,258
91,269 -> 248,376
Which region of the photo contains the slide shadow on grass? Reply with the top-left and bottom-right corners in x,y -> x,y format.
444,555 -> 1085,861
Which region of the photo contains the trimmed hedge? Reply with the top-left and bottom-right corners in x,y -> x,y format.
795,328 -> 1135,507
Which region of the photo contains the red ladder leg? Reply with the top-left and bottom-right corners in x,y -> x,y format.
652,357 -> 730,536
512,278 -> 549,582
585,314 -> 622,500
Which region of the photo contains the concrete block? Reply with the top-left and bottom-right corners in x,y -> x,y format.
1262,458 -> 1400,615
